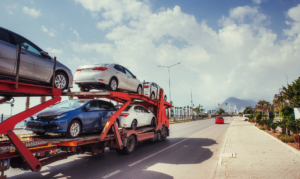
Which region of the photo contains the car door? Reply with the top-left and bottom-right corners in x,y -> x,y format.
12,34 -> 52,82
0,29 -> 16,75
133,106 -> 145,127
99,101 -> 116,128
113,65 -> 128,90
152,83 -> 158,99
124,68 -> 139,92
81,100 -> 102,131
140,106 -> 152,125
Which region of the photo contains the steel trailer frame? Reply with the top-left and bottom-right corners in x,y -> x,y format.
0,80 -> 171,178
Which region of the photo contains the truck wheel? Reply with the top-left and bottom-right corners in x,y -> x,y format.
151,118 -> 156,127
160,127 -> 167,141
66,120 -> 81,138
131,120 -> 137,130
122,135 -> 136,154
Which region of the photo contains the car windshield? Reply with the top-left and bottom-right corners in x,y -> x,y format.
244,115 -> 250,117
50,100 -> 88,109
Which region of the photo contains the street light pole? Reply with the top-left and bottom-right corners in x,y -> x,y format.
158,62 -> 181,103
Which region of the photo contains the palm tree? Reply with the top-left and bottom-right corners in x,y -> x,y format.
179,107 -> 182,118
187,105 -> 189,117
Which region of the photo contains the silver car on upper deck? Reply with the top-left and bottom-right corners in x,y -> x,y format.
0,27 -> 73,90
74,63 -> 143,93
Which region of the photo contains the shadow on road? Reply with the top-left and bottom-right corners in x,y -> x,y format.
7,138 -> 217,179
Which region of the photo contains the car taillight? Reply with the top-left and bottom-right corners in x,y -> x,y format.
120,113 -> 129,117
76,69 -> 81,72
144,85 -> 149,88
92,67 -> 107,71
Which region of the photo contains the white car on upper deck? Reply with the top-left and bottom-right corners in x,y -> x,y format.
74,63 -> 143,93
143,82 -> 167,101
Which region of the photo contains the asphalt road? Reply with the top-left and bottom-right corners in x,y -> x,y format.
6,117 -> 234,179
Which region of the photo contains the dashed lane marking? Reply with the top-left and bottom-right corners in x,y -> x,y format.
128,125 -> 215,167
102,170 -> 121,178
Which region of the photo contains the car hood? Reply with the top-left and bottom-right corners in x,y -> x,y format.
37,108 -> 73,117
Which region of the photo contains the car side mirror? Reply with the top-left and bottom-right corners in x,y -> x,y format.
41,51 -> 49,57
133,75 -> 136,79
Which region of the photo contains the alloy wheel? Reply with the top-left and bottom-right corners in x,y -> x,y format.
55,74 -> 67,89
111,79 -> 117,91
70,122 -> 80,137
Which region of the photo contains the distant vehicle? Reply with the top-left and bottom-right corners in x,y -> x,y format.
117,104 -> 155,130
25,99 -> 117,138
143,82 -> 167,101
0,27 -> 73,90
230,115 -> 233,117
74,63 -> 143,93
243,114 -> 250,121
215,116 -> 224,124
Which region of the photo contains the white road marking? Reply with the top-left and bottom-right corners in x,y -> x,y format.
102,170 -> 121,178
128,125 -> 215,167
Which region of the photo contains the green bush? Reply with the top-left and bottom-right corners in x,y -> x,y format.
260,127 -> 266,130
270,123 -> 278,130
278,134 -> 294,143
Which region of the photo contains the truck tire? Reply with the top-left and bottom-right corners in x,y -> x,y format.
160,127 -> 167,141
151,117 -> 156,127
122,135 -> 136,154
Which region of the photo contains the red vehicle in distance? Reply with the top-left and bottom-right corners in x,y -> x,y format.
215,116 -> 224,124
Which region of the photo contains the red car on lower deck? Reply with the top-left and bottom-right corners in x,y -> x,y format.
215,116 -> 224,124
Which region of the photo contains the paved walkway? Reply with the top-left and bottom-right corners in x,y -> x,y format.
216,117 -> 300,179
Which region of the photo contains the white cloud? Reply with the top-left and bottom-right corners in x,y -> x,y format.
23,6 -> 40,18
41,26 -> 55,37
72,1 -> 300,109
284,4 -> 300,38
46,48 -> 63,56
252,0 -> 262,5
6,3 -> 18,14
70,27 -> 80,40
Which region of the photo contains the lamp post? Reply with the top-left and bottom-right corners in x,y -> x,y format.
158,62 -> 180,103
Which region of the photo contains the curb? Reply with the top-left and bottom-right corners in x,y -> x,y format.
250,122 -> 300,158
214,117 -> 235,179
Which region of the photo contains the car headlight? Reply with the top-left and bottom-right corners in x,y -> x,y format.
54,114 -> 67,120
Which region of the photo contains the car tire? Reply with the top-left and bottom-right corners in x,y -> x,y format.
54,71 -> 68,90
151,117 -> 156,127
131,119 -> 137,130
66,120 -> 81,138
122,135 -> 136,155
108,77 -> 118,91
151,93 -> 155,100
80,86 -> 90,92
137,85 -> 142,94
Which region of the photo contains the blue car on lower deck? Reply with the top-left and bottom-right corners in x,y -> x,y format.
25,99 -> 117,138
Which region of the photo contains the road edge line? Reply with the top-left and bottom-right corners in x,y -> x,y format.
214,117 -> 235,179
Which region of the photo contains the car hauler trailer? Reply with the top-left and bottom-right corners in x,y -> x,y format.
0,79 -> 171,178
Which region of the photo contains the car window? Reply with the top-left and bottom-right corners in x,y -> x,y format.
140,106 -> 149,113
114,65 -> 125,73
85,101 -> 100,111
134,106 -> 142,112
124,68 -> 134,78
13,34 -> 41,56
99,101 -> 114,110
0,29 -> 10,43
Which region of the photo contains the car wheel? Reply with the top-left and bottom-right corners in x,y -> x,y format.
108,77 -> 118,91
151,93 -> 155,99
66,120 -> 81,138
131,119 -> 137,130
137,85 -> 142,94
151,117 -> 156,127
54,72 -> 68,90
164,95 -> 167,101
122,135 -> 136,154
80,86 -> 90,92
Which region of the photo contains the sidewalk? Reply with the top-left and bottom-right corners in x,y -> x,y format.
216,117 -> 300,179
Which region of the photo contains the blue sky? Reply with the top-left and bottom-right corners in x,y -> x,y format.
1,0 -> 300,115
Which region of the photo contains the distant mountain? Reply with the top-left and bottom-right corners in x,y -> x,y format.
216,97 -> 256,113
